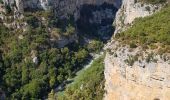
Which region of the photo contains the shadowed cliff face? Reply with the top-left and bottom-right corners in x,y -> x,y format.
77,3 -> 118,40
3,0 -> 122,14
2,0 -> 122,41
53,2 -> 120,41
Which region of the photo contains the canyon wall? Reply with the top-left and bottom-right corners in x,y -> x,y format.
3,0 -> 122,17
104,0 -> 170,100
0,0 -> 122,47
1,0 -> 122,39
104,40 -> 170,100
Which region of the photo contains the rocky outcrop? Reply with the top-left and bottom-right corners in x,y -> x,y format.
50,34 -> 78,48
113,0 -> 162,35
104,40 -> 170,100
3,0 -> 50,12
54,0 -> 121,19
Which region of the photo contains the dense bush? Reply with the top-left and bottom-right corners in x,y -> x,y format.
87,40 -> 104,53
5,5 -> 12,14
116,6 -> 170,53
0,6 -> 105,99
25,16 -> 39,28
0,12 -> 92,99
0,0 -> 3,4
58,55 -> 105,100
138,0 -> 167,4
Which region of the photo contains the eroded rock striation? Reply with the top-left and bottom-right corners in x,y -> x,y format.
104,40 -> 170,100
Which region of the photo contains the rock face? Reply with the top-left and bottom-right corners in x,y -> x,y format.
1,0 -> 122,40
104,40 -> 170,100
50,34 -> 78,48
0,0 -> 122,48
3,0 -> 121,15
104,0 -> 170,100
113,0 -> 162,35
76,2 -> 119,39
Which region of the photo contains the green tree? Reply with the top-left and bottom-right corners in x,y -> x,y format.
21,65 -> 29,84
49,67 -> 57,88
75,49 -> 88,63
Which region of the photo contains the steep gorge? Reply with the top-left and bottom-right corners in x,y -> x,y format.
0,0 -> 169,99
0,0 -> 121,99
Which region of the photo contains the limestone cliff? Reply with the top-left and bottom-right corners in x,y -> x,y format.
1,0 -> 122,44
113,0 -> 162,35
2,0 -> 121,17
104,40 -> 170,100
0,0 -> 120,48
104,0 -> 170,100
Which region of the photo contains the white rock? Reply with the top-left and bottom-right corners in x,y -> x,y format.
18,35 -> 24,39
104,40 -> 170,100
33,57 -> 38,64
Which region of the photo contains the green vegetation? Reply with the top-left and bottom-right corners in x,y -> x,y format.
87,40 -> 104,53
138,0 -> 167,4
0,9 -> 104,99
130,42 -> 137,48
5,5 -> 12,14
145,52 -> 154,63
0,24 -> 90,99
58,55 -> 105,100
25,16 -> 39,28
116,6 -> 170,53
0,0 -> 3,4
124,55 -> 138,66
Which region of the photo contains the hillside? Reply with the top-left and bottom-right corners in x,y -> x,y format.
116,5 -> 170,53
104,3 -> 170,100
0,0 -> 169,99
0,0 -> 107,99
57,55 -> 105,100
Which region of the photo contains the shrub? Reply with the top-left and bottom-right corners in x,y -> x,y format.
64,24 -> 76,36
130,42 -> 137,48
125,55 -> 138,66
87,40 -> 103,53
145,53 -> 154,63
139,0 -> 167,4
0,0 -> 3,4
25,16 -> 39,28
116,6 -> 170,53
5,5 -> 12,14
59,55 -> 105,100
